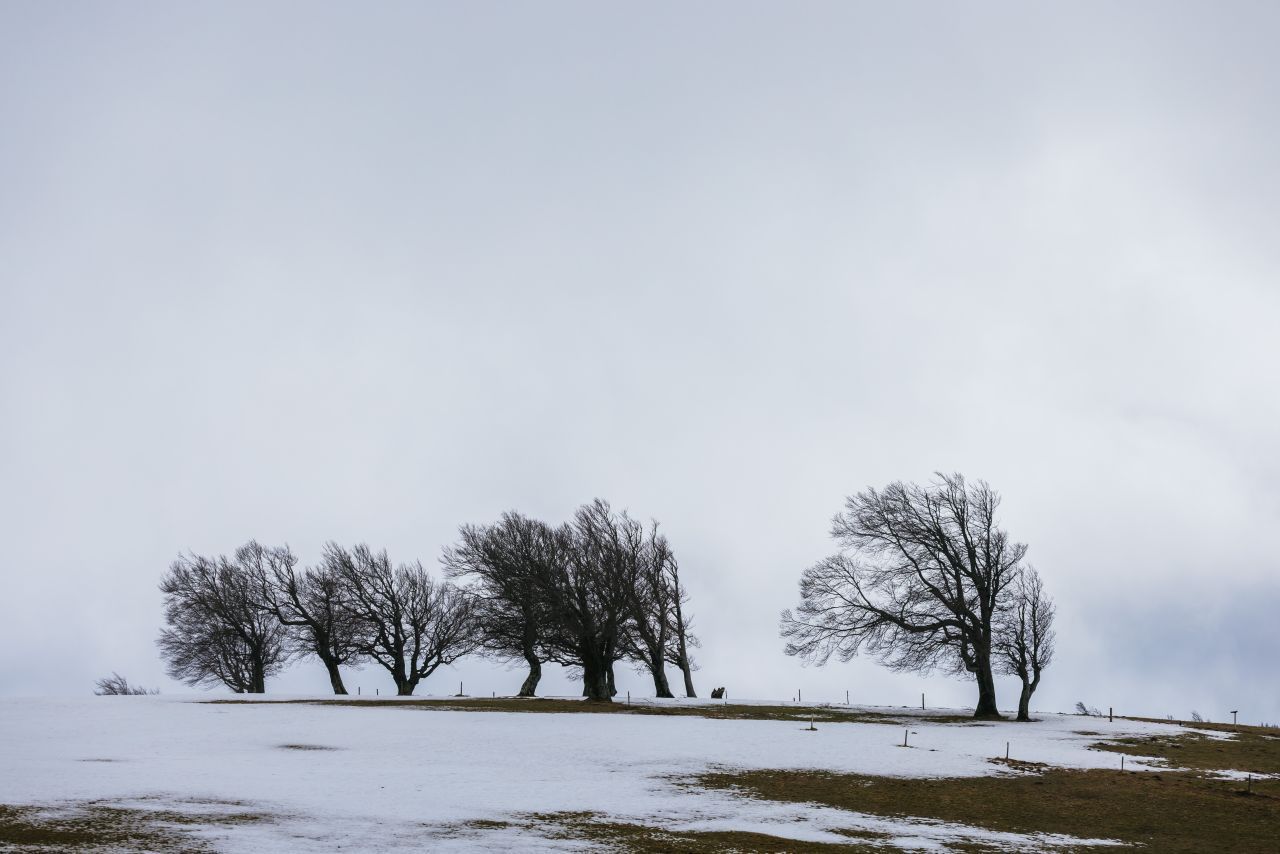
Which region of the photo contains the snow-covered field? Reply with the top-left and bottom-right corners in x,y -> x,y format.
0,696 -> 1203,851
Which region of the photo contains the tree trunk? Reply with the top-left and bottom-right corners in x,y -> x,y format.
323,658 -> 347,695
250,655 -> 266,694
678,656 -> 696,698
649,654 -> 674,698
518,651 -> 541,698
396,678 -> 417,696
582,654 -> 612,702
972,647 -> 1001,719
1016,681 -> 1032,722
606,661 -> 617,698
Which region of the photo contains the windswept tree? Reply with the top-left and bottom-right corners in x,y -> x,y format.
536,501 -> 635,702
157,546 -> 289,693
618,517 -> 681,699
331,543 -> 480,696
247,542 -> 363,695
663,555 -> 699,698
94,673 -> 158,695
442,513 -> 556,697
996,567 -> 1055,722
780,474 -> 1025,718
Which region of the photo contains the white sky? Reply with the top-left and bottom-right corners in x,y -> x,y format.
2,2 -> 1277,722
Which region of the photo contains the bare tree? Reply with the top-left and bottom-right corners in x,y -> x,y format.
158,546 -> 289,693
94,673 -> 158,695
618,517 -> 680,698
664,555 -> 699,698
331,543 -> 480,696
537,501 -> 634,702
247,542 -> 363,695
442,513 -> 556,697
996,566 -> 1055,722
780,473 -> 1024,718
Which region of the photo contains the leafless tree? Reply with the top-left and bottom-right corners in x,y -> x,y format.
330,543 -> 480,696
996,566 -> 1055,722
617,517 -> 691,699
247,542 -> 363,695
442,513 -> 557,697
157,546 -> 289,693
780,473 -> 1025,718
664,555 -> 699,698
536,501 -> 635,702
94,673 -> 158,695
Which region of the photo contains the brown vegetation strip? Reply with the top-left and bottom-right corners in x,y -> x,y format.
0,802 -> 271,852
696,765 -> 1280,854
208,696 -> 963,725
454,811 -> 888,853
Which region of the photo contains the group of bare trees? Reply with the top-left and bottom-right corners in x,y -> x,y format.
156,500 -> 698,703
781,473 -> 1055,721
158,542 -> 480,696
443,499 -> 698,702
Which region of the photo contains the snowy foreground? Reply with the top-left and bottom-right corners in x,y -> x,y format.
0,696 -> 1210,851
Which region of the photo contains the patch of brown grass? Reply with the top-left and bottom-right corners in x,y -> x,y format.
0,801 -> 271,851
696,766 -> 1280,853
500,810 -> 887,853
209,696 -> 940,726
1095,727 -> 1280,776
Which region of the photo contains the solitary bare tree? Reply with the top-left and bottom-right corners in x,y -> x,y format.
157,546 -> 288,693
780,474 -> 1024,718
996,566 -> 1055,722
330,543 -> 480,696
247,542 -> 363,695
442,513 -> 557,697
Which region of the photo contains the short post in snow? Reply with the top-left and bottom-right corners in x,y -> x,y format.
1121,755 -> 1125,771
903,729 -> 909,748
846,690 -> 850,705
357,686 -> 361,696
1109,707 -> 1113,723
1248,773 -> 1253,794
1232,710 -> 1239,726
798,689 -> 802,703
1005,742 -> 1010,760
627,691 -> 630,707
921,692 -> 925,711
805,717 -> 816,732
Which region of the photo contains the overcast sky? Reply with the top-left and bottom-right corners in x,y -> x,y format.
2,2 -> 1277,722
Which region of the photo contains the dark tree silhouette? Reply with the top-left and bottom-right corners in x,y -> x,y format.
780,473 -> 1025,719
442,513 -> 556,697
157,545 -> 288,693
330,543 -> 480,696
664,555 -> 699,698
537,501 -> 634,702
94,673 -> 158,695
248,542 -> 363,695
618,517 -> 679,698
996,566 -> 1055,722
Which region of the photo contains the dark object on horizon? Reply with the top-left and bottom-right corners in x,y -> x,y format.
93,673 -> 158,696
780,473 -> 1030,719
157,546 -> 288,693
710,686 -> 726,699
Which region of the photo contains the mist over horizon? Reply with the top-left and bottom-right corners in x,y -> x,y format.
2,2 -> 1279,727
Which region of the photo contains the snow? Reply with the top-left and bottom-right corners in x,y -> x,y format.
0,695 -> 1212,851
